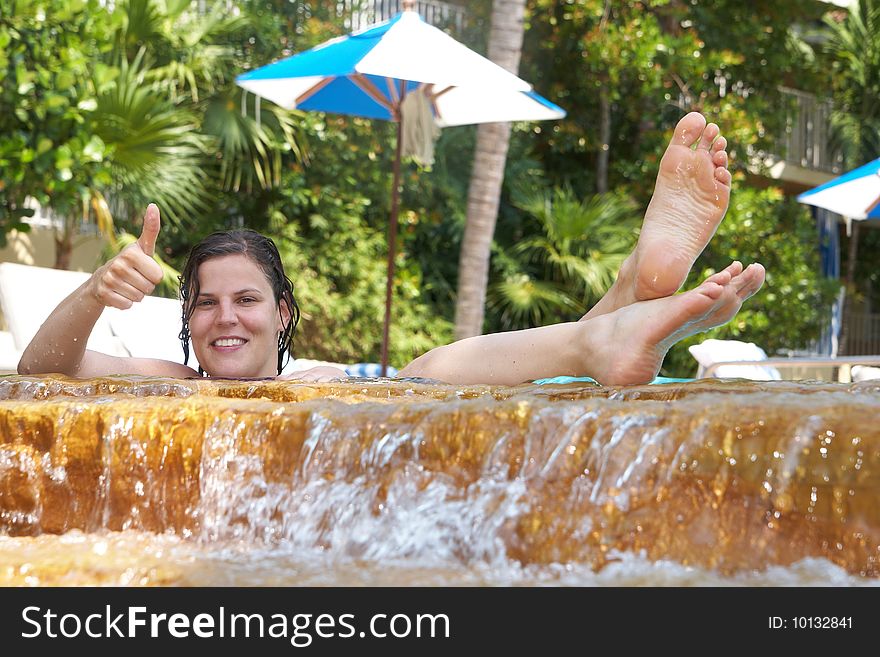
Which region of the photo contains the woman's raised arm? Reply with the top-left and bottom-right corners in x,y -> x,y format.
17,204 -> 195,378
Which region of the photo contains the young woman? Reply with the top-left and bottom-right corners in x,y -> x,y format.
17,113 -> 765,385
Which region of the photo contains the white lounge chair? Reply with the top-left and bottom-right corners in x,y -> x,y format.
688,338 -> 880,382
852,365 -> 880,382
688,339 -> 782,380
0,329 -> 21,374
0,262 -> 197,373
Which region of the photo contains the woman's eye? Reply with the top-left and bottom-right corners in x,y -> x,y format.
239,297 -> 257,304
197,299 -> 214,307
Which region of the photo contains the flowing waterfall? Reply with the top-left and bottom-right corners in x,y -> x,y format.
1,376 -> 878,585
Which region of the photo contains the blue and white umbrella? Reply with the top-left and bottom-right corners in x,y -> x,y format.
236,4 -> 565,374
798,158 -> 880,220
236,10 -> 565,127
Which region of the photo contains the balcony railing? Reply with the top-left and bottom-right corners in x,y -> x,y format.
776,86 -> 843,174
287,1 -> 466,33
341,0 -> 465,32
842,311 -> 880,356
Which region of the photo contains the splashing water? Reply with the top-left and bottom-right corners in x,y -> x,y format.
1,375 -> 879,585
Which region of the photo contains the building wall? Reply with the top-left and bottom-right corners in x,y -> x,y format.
0,226 -> 106,272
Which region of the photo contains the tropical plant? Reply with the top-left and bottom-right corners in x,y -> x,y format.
0,0 -> 113,254
2,0 -> 307,269
487,187 -> 639,329
822,0 -> 880,168
93,50 -> 213,231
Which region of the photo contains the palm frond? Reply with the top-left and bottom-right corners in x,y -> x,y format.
823,0 -> 880,165
487,275 -> 584,329
92,51 -> 213,226
203,91 -> 305,192
118,0 -> 166,54
508,186 -> 639,307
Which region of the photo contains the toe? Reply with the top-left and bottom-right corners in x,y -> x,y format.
737,282 -> 759,301
706,269 -> 732,285
731,268 -> 752,291
698,281 -> 724,300
698,123 -> 720,151
712,135 -> 727,153
706,261 -> 741,285
743,264 -> 766,298
734,264 -> 766,299
672,111 -> 708,146
724,260 -> 743,277
712,150 -> 728,167
714,167 -> 732,186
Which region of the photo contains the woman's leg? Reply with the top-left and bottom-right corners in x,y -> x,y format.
399,265 -> 764,386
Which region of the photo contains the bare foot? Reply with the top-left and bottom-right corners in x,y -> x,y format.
585,265 -> 762,386
582,112 -> 731,320
695,262 -> 765,333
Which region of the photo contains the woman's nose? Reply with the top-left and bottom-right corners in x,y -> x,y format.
216,301 -> 238,324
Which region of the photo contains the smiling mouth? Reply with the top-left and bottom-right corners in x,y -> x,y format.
212,338 -> 247,347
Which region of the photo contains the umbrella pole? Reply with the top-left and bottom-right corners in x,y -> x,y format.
381,114 -> 404,377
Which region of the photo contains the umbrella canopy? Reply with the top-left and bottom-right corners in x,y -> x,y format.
236,11 -> 565,125
797,157 -> 880,219
235,7 -> 565,374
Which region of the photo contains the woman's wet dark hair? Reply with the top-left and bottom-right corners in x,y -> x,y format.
178,229 -> 300,376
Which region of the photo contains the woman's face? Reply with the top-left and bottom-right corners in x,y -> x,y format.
188,254 -> 289,378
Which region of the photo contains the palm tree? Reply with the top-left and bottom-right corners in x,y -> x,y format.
453,0 -> 527,340
487,187 -> 639,329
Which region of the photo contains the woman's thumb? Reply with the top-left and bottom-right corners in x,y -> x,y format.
137,204 -> 161,256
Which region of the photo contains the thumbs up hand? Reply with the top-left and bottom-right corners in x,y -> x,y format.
90,204 -> 166,310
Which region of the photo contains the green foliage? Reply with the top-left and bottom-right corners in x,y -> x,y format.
520,0 -> 825,197
820,0 -> 880,167
0,0 -> 114,238
487,187 -> 639,329
94,50 -> 212,226
276,213 -> 453,368
1,0 -> 304,265
662,186 -> 841,377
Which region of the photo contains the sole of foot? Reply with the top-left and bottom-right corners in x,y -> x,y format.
632,111 -> 732,300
